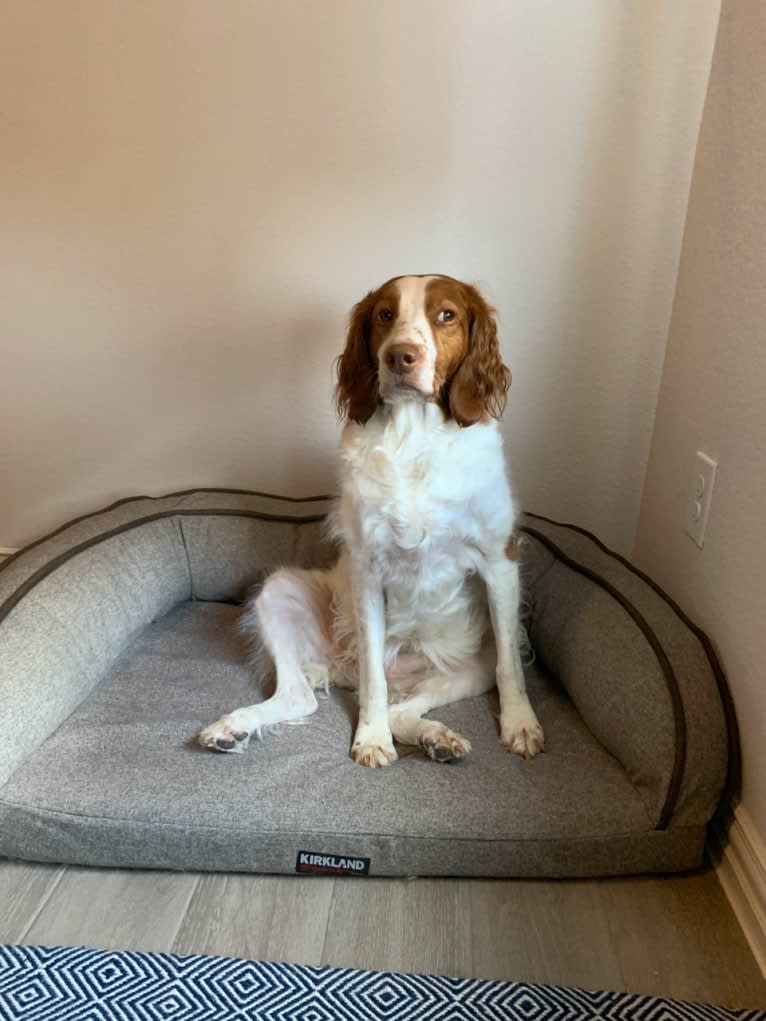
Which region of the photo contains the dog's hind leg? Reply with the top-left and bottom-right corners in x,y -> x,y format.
198,567 -> 334,753
387,646 -> 496,762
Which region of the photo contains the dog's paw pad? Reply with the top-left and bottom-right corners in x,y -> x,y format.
420,727 -> 472,763
501,711 -> 544,760
351,738 -> 398,768
351,722 -> 397,768
198,718 -> 251,754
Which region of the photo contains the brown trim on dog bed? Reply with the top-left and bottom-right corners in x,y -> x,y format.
0,488 -> 332,576
0,507 -> 327,627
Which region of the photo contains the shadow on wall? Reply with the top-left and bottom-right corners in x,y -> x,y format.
497,4 -> 712,548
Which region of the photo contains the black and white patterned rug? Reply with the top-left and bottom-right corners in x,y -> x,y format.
0,944 -> 763,1020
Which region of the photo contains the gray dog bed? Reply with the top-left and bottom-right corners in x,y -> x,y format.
0,490 -> 735,877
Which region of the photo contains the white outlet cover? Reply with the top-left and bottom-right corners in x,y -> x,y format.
685,451 -> 717,548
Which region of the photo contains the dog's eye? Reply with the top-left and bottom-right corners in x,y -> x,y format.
437,309 -> 456,323
377,308 -> 394,323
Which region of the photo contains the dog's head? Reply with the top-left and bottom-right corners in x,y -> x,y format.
335,275 -> 511,427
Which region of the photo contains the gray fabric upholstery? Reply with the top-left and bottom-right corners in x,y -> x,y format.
527,564 -> 676,824
520,515 -> 729,830
0,520 -> 191,788
0,491 -> 732,877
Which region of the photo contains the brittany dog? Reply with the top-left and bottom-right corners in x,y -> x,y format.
199,274 -> 544,766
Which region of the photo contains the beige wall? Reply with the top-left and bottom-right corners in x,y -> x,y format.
634,0 -> 766,844
0,1 -> 719,550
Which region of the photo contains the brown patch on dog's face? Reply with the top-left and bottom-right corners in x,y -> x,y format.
367,282 -> 402,363
335,281 -> 402,423
426,277 -> 470,391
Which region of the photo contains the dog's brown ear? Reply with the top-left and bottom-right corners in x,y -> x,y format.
335,291 -> 380,423
448,285 -> 511,427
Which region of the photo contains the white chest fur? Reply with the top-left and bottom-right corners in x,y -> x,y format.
339,406 -> 500,552
333,404 -> 515,668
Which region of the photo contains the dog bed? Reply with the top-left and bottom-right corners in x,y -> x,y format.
0,490 -> 735,877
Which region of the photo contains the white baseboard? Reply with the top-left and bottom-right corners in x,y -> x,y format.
714,805 -> 766,978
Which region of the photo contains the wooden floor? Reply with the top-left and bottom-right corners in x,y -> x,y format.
0,861 -> 763,1010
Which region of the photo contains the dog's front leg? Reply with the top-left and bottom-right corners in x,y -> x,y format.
349,556 -> 397,767
482,555 -> 544,760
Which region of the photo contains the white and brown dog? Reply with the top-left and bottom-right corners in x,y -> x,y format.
199,275 -> 544,766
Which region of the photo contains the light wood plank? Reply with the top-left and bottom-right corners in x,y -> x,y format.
0,861 -> 65,943
173,873 -> 334,964
599,870 -> 766,1008
465,877 -> 623,989
22,866 -> 198,953
321,872 -> 765,1007
322,877 -> 473,977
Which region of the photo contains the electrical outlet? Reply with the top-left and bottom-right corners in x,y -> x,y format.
685,451 -> 717,548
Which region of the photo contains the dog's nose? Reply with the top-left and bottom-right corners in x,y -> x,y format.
385,343 -> 422,375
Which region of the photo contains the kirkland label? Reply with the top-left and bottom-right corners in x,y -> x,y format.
295,851 -> 370,876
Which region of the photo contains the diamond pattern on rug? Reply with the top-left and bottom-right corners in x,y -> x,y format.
0,944 -> 763,1020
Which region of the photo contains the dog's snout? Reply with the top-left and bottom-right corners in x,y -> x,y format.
385,342 -> 422,376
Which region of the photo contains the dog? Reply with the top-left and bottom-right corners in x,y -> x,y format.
198,274 -> 544,766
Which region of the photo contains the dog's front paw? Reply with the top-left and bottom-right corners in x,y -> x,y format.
198,716 -> 252,754
351,723 -> 398,768
420,724 -> 472,763
501,703 -> 544,760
